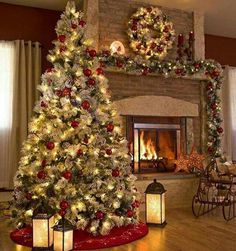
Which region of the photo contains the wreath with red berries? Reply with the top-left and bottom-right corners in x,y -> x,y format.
128,6 -> 175,59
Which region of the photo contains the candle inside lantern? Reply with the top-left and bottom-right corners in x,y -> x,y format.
178,34 -> 184,46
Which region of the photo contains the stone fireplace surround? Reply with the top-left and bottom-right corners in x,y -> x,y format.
83,0 -> 205,209
107,71 -> 201,210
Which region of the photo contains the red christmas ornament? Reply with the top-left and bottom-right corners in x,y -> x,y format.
211,70 -> 220,78
59,46 -> 67,53
58,209 -> 66,217
207,83 -> 213,91
40,101 -> 47,108
142,67 -> 150,76
62,171 -> 72,180
150,42 -> 157,49
86,78 -> 96,87
131,25 -> 137,31
84,137 -> 89,144
211,103 -> 217,110
55,90 -> 63,97
60,200 -> 69,210
116,60 -> 123,68
96,211 -> 104,220
136,43 -> 142,50
89,49 -> 97,58
58,35 -> 66,43
71,121 -> 79,128
62,87 -> 71,96
46,68 -> 54,73
77,149 -> 83,157
102,50 -> 110,57
163,25 -> 169,33
81,100 -> 91,110
157,46 -> 163,53
46,141 -> 55,150
106,149 -> 112,155
107,123 -> 114,132
26,192 -> 33,200
83,68 -> 92,77
71,23 -> 77,29
217,127 -> 223,134
100,61 -> 106,67
126,209 -> 134,218
207,147 -> 213,154
175,68 -> 183,75
132,200 -> 140,208
37,170 -> 46,179
194,63 -> 200,69
96,68 -> 104,75
79,20 -> 86,27
41,159 -> 47,168
112,169 -> 120,177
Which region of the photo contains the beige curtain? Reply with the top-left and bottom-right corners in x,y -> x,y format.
0,41 -> 15,188
9,40 -> 41,187
222,66 -> 236,161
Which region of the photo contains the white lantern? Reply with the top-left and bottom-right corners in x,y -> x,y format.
110,41 -> 125,55
145,179 -> 166,227
32,213 -> 54,250
53,218 -> 74,251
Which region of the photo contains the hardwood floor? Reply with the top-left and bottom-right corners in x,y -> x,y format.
0,207 -> 235,251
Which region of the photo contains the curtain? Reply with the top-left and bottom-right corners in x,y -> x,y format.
0,41 -> 15,188
222,66 -> 236,161
9,40 -> 41,188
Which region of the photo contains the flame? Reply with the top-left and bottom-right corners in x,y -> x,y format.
140,131 -> 157,160
158,131 -> 175,159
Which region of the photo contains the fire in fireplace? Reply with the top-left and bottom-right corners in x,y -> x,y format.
126,116 -> 186,174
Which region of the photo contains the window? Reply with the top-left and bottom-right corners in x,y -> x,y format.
0,41 -> 14,188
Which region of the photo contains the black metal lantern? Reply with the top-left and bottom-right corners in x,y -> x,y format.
145,179 -> 167,227
32,207 -> 54,250
53,218 -> 74,251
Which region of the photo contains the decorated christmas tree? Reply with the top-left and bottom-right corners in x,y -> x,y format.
11,1 -> 140,236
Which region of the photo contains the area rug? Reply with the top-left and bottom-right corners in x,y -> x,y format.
10,222 -> 148,250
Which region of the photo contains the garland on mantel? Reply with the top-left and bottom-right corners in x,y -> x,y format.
98,51 -> 224,157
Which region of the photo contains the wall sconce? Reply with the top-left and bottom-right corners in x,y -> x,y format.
32,207 -> 54,250
145,179 -> 167,227
53,217 -> 74,251
110,41 -> 125,55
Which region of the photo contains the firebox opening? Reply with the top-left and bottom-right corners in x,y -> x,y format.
126,117 -> 185,174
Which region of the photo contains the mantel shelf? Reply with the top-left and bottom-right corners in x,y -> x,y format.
104,67 -> 208,82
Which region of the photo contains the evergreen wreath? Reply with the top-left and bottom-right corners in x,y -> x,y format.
128,6 -> 175,59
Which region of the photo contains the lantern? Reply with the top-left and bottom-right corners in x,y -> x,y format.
53,218 -> 74,251
32,209 -> 54,250
145,179 -> 166,227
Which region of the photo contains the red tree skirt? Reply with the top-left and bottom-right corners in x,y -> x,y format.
10,222 -> 148,250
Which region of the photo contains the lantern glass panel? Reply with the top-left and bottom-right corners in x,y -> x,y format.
54,229 -> 73,251
33,214 -> 54,248
146,193 -> 165,224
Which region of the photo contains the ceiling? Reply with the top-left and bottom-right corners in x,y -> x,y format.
1,0 -> 236,38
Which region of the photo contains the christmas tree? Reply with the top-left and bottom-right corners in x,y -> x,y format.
11,1 -> 140,236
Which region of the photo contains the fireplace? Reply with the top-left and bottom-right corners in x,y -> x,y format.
126,116 -> 187,174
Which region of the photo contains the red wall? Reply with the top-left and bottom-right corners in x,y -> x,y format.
205,34 -> 236,67
0,3 -> 60,72
0,3 -> 235,70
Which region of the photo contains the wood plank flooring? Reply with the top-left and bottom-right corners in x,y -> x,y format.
0,207 -> 235,251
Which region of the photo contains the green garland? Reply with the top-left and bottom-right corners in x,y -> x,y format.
98,51 -> 224,157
